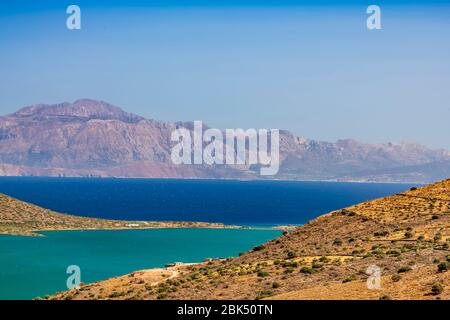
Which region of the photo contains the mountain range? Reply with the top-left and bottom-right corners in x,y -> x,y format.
0,99 -> 449,183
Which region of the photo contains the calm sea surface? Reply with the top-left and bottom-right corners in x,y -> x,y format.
0,177 -> 414,225
0,177 -> 414,299
0,229 -> 280,300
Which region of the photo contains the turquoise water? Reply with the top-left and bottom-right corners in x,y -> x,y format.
0,228 -> 280,300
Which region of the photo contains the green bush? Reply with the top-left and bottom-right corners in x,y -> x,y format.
311,262 -> 323,269
272,282 -> 281,289
287,251 -> 296,259
257,271 -> 269,277
437,262 -> 448,272
391,274 -> 401,282
431,283 -> 443,295
374,230 -> 389,237
386,250 -> 401,256
397,266 -> 411,273
404,231 -> 414,238
283,267 -> 294,274
109,291 -> 126,298
342,276 -> 356,283
300,267 -> 317,274
255,290 -> 273,300
253,245 -> 266,252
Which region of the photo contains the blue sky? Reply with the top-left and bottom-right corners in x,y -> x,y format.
0,1 -> 449,149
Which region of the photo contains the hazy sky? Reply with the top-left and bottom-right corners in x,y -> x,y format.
1,1 -> 449,149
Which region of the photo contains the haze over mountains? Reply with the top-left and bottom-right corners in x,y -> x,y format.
0,99 -> 449,183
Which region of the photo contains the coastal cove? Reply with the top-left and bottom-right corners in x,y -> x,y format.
0,228 -> 281,300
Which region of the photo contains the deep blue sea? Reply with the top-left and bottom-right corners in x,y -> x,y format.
0,177 -> 415,226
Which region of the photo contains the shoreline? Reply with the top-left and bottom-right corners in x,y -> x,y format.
0,175 -> 423,185
0,221 -> 245,237
0,223 -> 292,237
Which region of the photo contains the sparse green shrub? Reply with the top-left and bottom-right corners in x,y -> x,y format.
190,273 -> 201,280
253,245 -> 266,252
374,230 -> 389,237
282,261 -> 299,268
109,291 -> 125,298
255,290 -> 273,300
391,274 -> 401,282
437,262 -> 448,272
352,249 -> 365,255
386,250 -> 401,256
300,267 -> 317,274
342,276 -> 356,283
287,251 -> 296,259
431,283 -> 443,295
272,282 -> 281,289
311,262 -> 323,269
257,271 -> 269,277
283,267 -> 294,274
333,238 -> 343,245
404,231 -> 414,239
397,266 -> 411,273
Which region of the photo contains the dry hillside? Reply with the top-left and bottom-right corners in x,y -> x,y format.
0,193 -> 234,236
50,179 -> 450,300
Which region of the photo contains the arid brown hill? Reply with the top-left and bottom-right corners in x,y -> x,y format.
0,193 -> 233,236
1,99 -> 449,183
51,179 -> 449,300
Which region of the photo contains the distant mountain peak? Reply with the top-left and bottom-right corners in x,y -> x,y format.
0,99 -> 449,183
12,99 -> 144,123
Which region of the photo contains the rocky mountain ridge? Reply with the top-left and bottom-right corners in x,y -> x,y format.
0,99 -> 448,183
